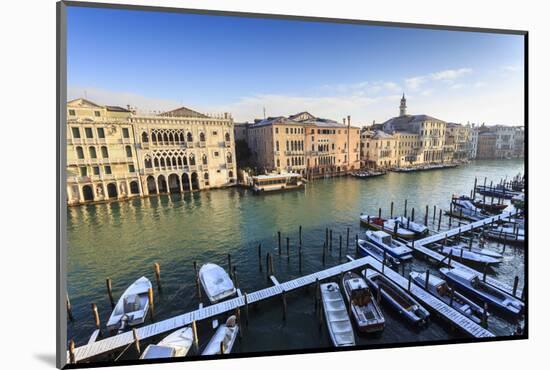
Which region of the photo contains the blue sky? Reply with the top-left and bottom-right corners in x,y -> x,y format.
67,6 -> 525,125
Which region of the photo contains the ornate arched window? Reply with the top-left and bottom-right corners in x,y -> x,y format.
76,146 -> 84,159
227,152 -> 232,163
144,156 -> 152,168
154,158 -> 159,168
142,132 -> 149,143
200,132 -> 206,142
183,156 -> 188,166
89,146 -> 97,159
187,132 -> 193,142
202,154 -> 208,165
225,132 -> 230,142
189,154 -> 196,165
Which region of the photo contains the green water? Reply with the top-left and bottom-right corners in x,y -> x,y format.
67,159 -> 525,360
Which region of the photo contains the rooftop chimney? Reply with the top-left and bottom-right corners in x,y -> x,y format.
347,115 -> 351,126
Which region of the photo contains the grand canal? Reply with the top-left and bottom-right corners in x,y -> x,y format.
67,159 -> 525,359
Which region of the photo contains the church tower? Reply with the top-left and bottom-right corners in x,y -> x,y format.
399,93 -> 407,116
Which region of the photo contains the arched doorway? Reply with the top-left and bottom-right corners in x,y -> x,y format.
130,181 -> 140,195
107,183 -> 118,199
168,174 -> 181,193
191,172 -> 200,190
182,173 -> 190,191
82,185 -> 94,201
147,176 -> 157,194
157,175 -> 167,193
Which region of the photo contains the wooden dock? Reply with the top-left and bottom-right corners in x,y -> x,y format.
410,211 -> 513,248
361,256 -> 495,338
408,211 -> 523,297
69,256 -> 373,363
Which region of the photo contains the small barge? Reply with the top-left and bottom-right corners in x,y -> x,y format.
251,173 -> 305,194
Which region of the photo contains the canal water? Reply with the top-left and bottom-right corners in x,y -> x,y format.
67,159 -> 525,359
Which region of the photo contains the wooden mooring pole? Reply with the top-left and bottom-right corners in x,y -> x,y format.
404,199 -> 408,217
390,201 -> 394,218
91,303 -> 100,330
346,227 -> 350,248
438,209 -> 442,231
69,339 -> 76,364
278,231 -> 281,255
192,320 -> 199,350
66,293 -> 74,322
132,328 -> 140,355
258,244 -> 262,272
153,262 -> 161,290
106,278 -> 115,308
148,287 -> 154,321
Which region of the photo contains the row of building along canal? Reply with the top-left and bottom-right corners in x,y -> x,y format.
66,159 -> 525,363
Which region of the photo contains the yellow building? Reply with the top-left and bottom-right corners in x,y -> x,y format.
246,112 -> 361,177
66,99 -> 236,205
381,94 -> 446,165
361,130 -> 399,169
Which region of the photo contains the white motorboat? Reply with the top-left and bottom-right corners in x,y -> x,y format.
365,230 -> 413,261
140,326 -> 194,359
393,216 -> 429,236
201,316 -> 239,355
320,282 -> 355,346
106,276 -> 152,332
199,263 -> 236,303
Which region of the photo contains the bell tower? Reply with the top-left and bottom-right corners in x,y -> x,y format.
399,93 -> 407,116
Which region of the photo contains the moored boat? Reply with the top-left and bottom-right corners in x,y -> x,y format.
485,224 -> 525,245
199,263 -> 236,304
439,267 -> 524,318
201,316 -> 239,355
393,216 -> 429,237
106,276 -> 152,332
364,230 -> 413,261
140,326 -> 194,359
409,271 -> 485,324
360,214 -> 416,240
437,245 -> 502,266
357,239 -> 401,269
473,200 -> 508,214
451,241 -> 504,260
320,282 -> 355,346
448,196 -> 487,221
341,272 -> 385,333
363,269 -> 430,326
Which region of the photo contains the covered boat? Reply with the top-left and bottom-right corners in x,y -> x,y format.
486,224 -> 525,245
106,276 -> 152,332
364,230 -> 413,261
452,241 -> 504,259
393,216 -> 429,237
363,269 -> 429,326
201,316 -> 239,355
438,246 -> 502,266
448,197 -> 487,221
140,326 -> 194,359
409,271 -> 485,324
341,272 -> 385,333
439,267 -> 524,318
199,263 -> 236,304
320,282 -> 355,346
357,239 -> 401,269
360,214 -> 416,240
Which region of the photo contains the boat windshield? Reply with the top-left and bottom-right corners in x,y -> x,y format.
351,288 -> 371,306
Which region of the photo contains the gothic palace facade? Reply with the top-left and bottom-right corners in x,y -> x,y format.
66,98 -> 236,206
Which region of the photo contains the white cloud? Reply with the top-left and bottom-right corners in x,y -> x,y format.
405,67 -> 472,91
501,65 -> 520,73
68,80 -> 523,127
405,76 -> 427,90
431,68 -> 472,81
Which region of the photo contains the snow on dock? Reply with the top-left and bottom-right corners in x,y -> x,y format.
362,256 -> 494,338
69,256 -> 373,363
409,211 -> 523,297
